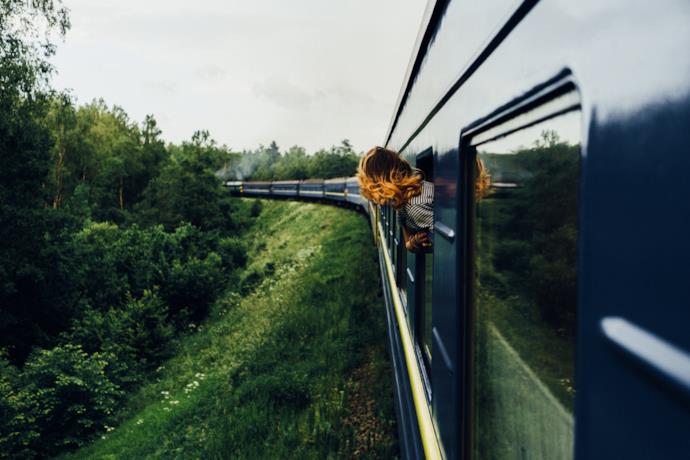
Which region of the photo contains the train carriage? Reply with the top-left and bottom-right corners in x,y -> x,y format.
345,177 -> 366,207
271,180 -> 299,197
324,177 -> 348,202
298,179 -> 325,199
241,181 -> 272,196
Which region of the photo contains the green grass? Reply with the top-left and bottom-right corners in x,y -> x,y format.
57,200 -> 398,459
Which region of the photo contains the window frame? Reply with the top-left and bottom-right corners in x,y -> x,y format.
458,75 -> 582,460
413,148 -> 435,379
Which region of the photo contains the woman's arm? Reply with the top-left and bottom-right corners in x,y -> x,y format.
403,226 -> 431,252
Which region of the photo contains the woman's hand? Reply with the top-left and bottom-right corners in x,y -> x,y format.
405,231 -> 432,252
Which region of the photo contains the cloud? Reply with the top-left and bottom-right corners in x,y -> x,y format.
197,65 -> 227,82
142,80 -> 177,93
252,77 -> 319,110
328,83 -> 383,108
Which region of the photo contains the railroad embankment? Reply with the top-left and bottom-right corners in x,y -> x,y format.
58,200 -> 398,459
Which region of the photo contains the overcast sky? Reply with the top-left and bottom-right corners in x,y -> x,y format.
50,0 -> 427,153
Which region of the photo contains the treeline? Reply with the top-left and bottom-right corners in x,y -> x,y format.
226,140 -> 360,181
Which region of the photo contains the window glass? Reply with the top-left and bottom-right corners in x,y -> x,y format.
384,205 -> 390,248
392,207 -> 398,274
423,254 -> 433,361
416,250 -> 433,367
416,151 -> 434,368
397,212 -> 408,305
472,110 -> 580,459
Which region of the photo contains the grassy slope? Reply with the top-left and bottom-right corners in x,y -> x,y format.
58,200 -> 398,460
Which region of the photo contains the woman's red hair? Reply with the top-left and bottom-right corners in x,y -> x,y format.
357,146 -> 423,207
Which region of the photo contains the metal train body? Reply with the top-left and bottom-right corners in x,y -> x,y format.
229,0 -> 690,458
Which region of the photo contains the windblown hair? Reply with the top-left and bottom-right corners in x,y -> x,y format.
475,156 -> 492,201
357,146 -> 423,207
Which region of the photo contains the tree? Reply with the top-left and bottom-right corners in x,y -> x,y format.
0,0 -> 78,364
308,139 -> 359,178
136,131 -> 241,232
45,92 -> 77,209
274,145 -> 309,179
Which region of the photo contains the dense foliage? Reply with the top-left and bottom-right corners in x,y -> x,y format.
0,3 -> 368,457
226,139 -> 360,181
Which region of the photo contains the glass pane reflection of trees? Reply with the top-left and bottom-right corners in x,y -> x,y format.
473,111 -> 580,460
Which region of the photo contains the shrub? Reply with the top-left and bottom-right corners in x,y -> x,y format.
15,344 -> 121,458
250,200 -> 262,217
66,291 -> 175,389
217,236 -> 247,271
161,253 -> 225,323
73,222 -> 129,309
0,351 -> 36,460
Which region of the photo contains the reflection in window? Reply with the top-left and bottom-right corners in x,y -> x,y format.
472,110 -> 580,460
392,207 -> 398,275
416,150 -> 434,368
421,253 -> 433,364
397,216 -> 408,306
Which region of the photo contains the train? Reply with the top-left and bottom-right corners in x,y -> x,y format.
227,0 -> 690,458
225,179 -> 366,208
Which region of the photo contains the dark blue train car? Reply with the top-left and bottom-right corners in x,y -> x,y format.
324,177 -> 347,202
271,180 -> 299,197
241,181 -> 272,196
345,177 -> 366,207
298,179 -> 324,199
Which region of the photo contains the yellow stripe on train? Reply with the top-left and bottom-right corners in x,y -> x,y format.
375,207 -> 443,460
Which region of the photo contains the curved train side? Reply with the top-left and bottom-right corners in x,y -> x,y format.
226,0 -> 690,458
226,178 -> 367,210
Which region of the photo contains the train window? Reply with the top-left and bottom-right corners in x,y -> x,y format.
388,205 -> 394,261
392,206 -> 398,275
397,210 -> 408,307
415,149 -> 434,368
470,108 -> 580,459
384,205 -> 390,248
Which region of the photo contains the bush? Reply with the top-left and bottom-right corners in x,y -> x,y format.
217,236 -> 247,271
73,222 -> 130,310
8,344 -> 121,458
0,351 -> 35,460
66,291 -> 175,389
250,200 -> 262,217
73,223 -> 246,317
161,253 -> 225,323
